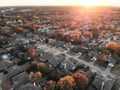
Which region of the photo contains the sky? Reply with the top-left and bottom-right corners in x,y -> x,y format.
0,0 -> 120,7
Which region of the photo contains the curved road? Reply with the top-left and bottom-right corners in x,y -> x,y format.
35,43 -> 116,79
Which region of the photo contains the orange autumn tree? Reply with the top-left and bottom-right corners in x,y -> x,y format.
31,61 -> 37,65
57,75 -> 75,90
29,71 -> 42,84
101,30 -> 106,35
33,24 -> 40,30
16,27 -> 24,32
90,27 -> 99,39
58,29 -> 65,39
109,24 -> 115,30
23,19 -> 29,24
115,32 -> 120,35
31,61 -> 38,69
98,54 -> 106,61
83,31 -> 91,37
106,41 -> 118,50
73,29 -> 80,40
27,48 -> 36,58
37,63 -> 46,68
72,72 -> 88,90
63,34 -> 71,42
93,31 -> 99,39
58,32 -> 64,39
37,62 -> 46,73
44,80 -> 56,90
73,29 -> 78,35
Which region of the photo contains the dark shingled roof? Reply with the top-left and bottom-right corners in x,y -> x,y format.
60,60 -> 76,70
48,57 -> 64,67
39,52 -> 53,62
92,76 -> 115,90
104,80 -> 115,90
0,60 -> 13,71
6,65 -> 24,79
18,83 -> 42,90
72,46 -> 88,54
92,76 -> 104,90
12,72 -> 29,89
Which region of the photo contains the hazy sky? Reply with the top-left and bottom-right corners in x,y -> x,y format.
0,0 -> 120,7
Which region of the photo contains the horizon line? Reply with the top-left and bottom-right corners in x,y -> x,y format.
0,5 -> 120,8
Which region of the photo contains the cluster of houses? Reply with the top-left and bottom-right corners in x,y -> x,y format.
0,6 -> 120,90
0,39 -> 118,90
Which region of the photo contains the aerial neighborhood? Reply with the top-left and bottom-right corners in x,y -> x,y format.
0,6 -> 120,90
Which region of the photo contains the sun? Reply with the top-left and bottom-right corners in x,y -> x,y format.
79,0 -> 100,6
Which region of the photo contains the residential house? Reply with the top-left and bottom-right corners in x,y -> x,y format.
6,65 -> 24,79
0,49 -> 8,55
60,59 -> 78,71
92,76 -> 115,90
88,51 -> 99,58
63,42 -> 74,50
55,41 -> 65,48
39,52 -> 53,62
0,60 -> 14,71
71,46 -> 89,54
48,57 -> 65,67
88,51 -> 99,61
105,55 -> 116,68
18,83 -> 42,90
48,39 -> 56,46
77,68 -> 94,84
12,72 -> 29,89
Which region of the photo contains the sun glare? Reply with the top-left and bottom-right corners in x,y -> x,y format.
79,0 -> 100,6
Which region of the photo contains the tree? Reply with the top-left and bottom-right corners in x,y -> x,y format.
29,71 -> 42,84
31,61 -> 37,69
33,24 -> 40,30
115,32 -> 120,35
101,30 -> 106,35
57,75 -> 75,90
23,19 -> 29,24
63,34 -> 71,42
106,41 -> 118,50
109,24 -> 115,30
72,29 -> 80,40
93,31 -> 99,39
37,62 -> 46,73
58,32 -> 64,40
16,27 -> 24,32
89,27 -> 99,32
27,48 -> 36,58
44,80 -> 56,90
98,54 -> 106,61
72,72 -> 88,90
83,31 -> 91,37
102,49 -> 111,55
58,29 -> 65,39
